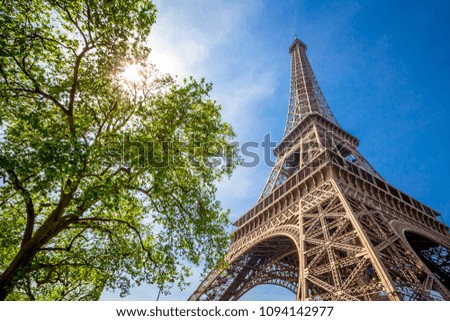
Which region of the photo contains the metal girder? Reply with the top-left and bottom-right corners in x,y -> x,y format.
189,37 -> 450,301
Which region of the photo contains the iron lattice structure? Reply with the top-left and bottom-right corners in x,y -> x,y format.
189,38 -> 450,301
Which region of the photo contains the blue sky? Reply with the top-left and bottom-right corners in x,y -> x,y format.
101,0 -> 450,300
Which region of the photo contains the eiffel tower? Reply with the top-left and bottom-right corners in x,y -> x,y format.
189,38 -> 450,301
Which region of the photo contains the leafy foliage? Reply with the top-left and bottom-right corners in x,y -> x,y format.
0,0 -> 237,300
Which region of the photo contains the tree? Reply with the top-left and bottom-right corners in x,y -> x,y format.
0,0 -> 237,300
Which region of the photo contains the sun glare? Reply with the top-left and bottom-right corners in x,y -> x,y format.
121,64 -> 141,83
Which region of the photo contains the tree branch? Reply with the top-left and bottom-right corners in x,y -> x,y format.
51,0 -> 89,46
95,101 -> 118,142
6,169 -> 35,246
25,278 -> 37,301
77,217 -> 156,263
0,191 -> 17,208
85,0 -> 94,43
32,33 -> 77,55
11,57 -> 69,114
38,229 -> 88,252
65,44 -> 94,134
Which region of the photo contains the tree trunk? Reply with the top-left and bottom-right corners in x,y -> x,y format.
0,244 -> 37,300
0,218 -> 72,300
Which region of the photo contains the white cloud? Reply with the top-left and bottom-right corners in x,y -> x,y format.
217,70 -> 276,137
149,0 -> 253,77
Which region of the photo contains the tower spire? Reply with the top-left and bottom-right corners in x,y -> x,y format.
259,38 -> 380,200
285,38 -> 338,136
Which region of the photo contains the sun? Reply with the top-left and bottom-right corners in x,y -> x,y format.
121,64 -> 142,83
